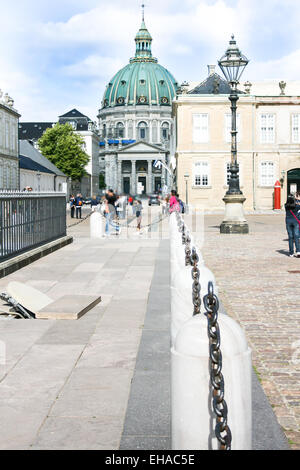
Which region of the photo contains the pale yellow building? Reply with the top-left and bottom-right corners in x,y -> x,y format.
173,69 -> 300,211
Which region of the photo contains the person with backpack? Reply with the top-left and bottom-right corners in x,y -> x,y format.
75,193 -> 83,219
177,195 -> 185,214
69,195 -> 76,218
285,194 -> 300,257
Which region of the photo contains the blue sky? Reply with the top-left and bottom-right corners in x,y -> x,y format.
1,0 -> 300,122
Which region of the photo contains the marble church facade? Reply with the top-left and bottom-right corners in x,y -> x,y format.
97,17 -> 179,195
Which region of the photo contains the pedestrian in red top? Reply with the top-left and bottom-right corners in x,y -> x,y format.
169,190 -> 180,213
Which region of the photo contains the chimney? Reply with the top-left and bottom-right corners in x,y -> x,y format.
207,65 -> 216,76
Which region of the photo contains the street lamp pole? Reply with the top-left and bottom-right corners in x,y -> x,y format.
218,35 -> 249,234
184,173 -> 189,214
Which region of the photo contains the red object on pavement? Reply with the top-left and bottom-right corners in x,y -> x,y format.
274,180 -> 281,209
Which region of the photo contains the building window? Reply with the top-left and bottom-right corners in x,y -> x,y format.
5,120 -> 9,149
260,114 -> 275,143
292,114 -> 300,143
259,161 -> 275,186
138,121 -> 148,140
116,122 -> 124,138
161,122 -> 169,141
193,114 -> 209,143
193,161 -> 210,186
225,113 -> 241,143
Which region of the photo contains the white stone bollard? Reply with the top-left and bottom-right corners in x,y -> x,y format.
170,261 -> 217,345
171,314 -> 252,450
90,211 -> 103,238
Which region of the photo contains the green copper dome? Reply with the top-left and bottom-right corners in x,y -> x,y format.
102,20 -> 179,109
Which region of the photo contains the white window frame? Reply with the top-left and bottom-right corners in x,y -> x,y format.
225,113 -> 241,143
193,160 -> 210,187
260,113 -> 275,144
259,161 -> 275,187
292,113 -> 300,143
193,114 -> 209,143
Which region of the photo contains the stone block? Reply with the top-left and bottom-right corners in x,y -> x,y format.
35,295 -> 101,320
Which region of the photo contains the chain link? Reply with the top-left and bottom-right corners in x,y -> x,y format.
203,281 -> 232,450
191,247 -> 201,316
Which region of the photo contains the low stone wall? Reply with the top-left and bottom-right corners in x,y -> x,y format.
0,235 -> 73,279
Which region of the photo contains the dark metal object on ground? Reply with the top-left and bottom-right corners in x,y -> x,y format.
0,292 -> 35,319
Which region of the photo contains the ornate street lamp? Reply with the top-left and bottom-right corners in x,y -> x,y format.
218,35 -> 249,234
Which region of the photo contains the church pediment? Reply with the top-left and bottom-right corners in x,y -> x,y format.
118,141 -> 165,154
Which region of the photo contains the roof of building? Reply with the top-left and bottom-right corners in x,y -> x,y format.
59,108 -> 91,120
19,140 -> 66,177
19,155 -> 55,174
19,109 -> 95,139
18,122 -> 55,141
189,72 -> 245,95
102,20 -> 179,109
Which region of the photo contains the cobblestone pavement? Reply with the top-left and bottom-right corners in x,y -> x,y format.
200,213 -> 300,450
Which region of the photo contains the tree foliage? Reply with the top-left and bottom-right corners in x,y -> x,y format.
38,123 -> 90,180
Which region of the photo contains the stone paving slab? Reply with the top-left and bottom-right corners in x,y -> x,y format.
0,208 -> 293,450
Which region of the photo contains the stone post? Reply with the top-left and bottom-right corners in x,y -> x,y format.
117,159 -> 122,194
131,160 -> 136,194
148,160 -> 152,194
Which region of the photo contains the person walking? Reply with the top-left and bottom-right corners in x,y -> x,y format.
75,193 -> 83,219
104,189 -> 120,237
169,190 -> 180,213
90,195 -> 99,212
69,195 -> 76,218
116,194 -> 126,219
285,195 -> 300,257
135,199 -> 143,234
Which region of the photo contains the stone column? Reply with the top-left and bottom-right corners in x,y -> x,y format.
147,160 -> 152,194
131,160 -> 136,194
117,159 -> 122,194
149,120 -> 153,143
105,157 -> 110,189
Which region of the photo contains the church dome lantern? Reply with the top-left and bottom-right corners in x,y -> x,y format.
102,17 -> 179,109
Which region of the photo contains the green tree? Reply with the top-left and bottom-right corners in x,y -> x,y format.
38,123 -> 90,180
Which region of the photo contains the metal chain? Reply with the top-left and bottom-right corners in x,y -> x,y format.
203,281 -> 232,450
191,247 -> 201,316
184,232 -> 192,266
174,213 -> 232,449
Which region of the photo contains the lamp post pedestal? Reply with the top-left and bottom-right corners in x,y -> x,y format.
220,193 -> 248,234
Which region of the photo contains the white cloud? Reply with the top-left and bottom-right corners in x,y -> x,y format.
2,0 -> 300,120
62,55 -> 124,78
247,48 -> 300,81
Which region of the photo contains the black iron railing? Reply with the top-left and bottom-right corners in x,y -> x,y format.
0,192 -> 67,262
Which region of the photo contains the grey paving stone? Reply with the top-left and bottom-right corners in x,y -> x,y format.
121,370 -> 171,437
135,330 -> 171,373
31,416 -> 123,450
0,344 -> 84,399
36,313 -> 101,345
120,436 -> 171,451
0,397 -> 52,450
